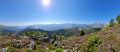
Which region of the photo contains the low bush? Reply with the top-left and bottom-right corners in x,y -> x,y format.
55,48 -> 64,52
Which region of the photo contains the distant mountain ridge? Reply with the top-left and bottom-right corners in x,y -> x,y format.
29,23 -> 108,30
0,23 -> 108,35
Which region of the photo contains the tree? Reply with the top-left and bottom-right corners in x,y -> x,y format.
21,33 -> 26,36
26,31 -> 31,36
43,32 -> 48,37
0,32 -> 2,36
116,15 -> 120,24
0,27 -> 3,36
80,29 -> 85,36
109,19 -> 114,27
59,33 -> 62,40
52,32 -> 58,41
7,33 -> 13,36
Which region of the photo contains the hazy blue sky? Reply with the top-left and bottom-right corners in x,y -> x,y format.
0,0 -> 120,26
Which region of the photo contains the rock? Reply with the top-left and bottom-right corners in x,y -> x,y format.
20,36 -> 30,39
14,40 -> 22,48
29,35 -> 38,40
54,41 -> 60,47
0,47 -> 9,52
42,37 -> 50,42
26,41 -> 36,50
6,40 -> 12,43
62,46 -> 65,50
12,39 -> 17,42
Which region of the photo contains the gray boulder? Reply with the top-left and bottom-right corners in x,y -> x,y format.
54,41 -> 60,47
14,40 -> 22,48
26,41 -> 36,50
0,47 -> 9,52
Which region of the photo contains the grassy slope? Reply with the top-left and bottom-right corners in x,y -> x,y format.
61,24 -> 120,52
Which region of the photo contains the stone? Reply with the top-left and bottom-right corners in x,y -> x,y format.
26,41 -> 36,50
42,37 -> 50,42
14,40 -> 22,48
0,47 -> 9,52
54,41 -> 60,47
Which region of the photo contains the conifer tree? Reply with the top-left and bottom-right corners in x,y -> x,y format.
80,29 -> 85,36
52,32 -> 58,41
109,18 -> 114,27
116,15 -> 120,24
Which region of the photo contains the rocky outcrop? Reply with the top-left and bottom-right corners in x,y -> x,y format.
14,40 -> 22,48
26,41 -> 36,50
54,41 -> 60,47
0,47 -> 9,52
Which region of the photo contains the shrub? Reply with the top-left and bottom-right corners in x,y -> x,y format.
55,48 -> 64,52
67,49 -> 72,52
116,15 -> 120,24
82,36 -> 102,52
88,36 -> 101,46
109,19 -> 114,27
7,47 -> 15,52
49,45 -> 56,51
27,49 -> 34,52
80,30 -> 85,36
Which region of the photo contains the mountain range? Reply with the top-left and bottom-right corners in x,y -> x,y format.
0,23 -> 108,35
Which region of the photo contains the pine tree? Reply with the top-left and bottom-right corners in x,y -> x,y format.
116,15 -> 120,24
109,19 -> 114,27
0,32 -> 2,36
80,29 -> 85,36
43,32 -> 48,37
52,32 -> 58,41
59,33 -> 62,40
21,33 -> 26,36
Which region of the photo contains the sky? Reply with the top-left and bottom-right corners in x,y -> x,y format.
0,0 -> 120,26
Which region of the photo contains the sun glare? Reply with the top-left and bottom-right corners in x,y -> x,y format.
42,0 -> 50,6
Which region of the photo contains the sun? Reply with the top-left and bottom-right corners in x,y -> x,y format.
42,0 -> 50,6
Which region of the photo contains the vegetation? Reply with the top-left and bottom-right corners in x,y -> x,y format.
21,31 -> 48,37
109,18 -> 114,27
52,32 -> 58,41
55,48 -> 64,52
80,29 -> 85,36
2,15 -> 120,52
116,15 -> 120,24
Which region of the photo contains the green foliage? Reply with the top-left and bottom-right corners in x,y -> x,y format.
116,15 -> 120,24
27,49 -> 34,52
0,32 -> 2,36
7,33 -> 13,36
49,45 -> 56,51
88,36 -> 101,46
7,47 -> 15,52
43,32 -> 48,37
83,36 -> 101,52
52,32 -> 58,41
55,48 -> 64,52
21,31 -> 47,36
80,29 -> 85,36
21,33 -> 26,36
109,18 -> 114,27
59,33 -> 62,40
67,49 -> 72,52
64,31 -> 73,37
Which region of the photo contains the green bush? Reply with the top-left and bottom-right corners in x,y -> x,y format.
116,15 -> 120,24
83,36 -> 102,52
7,47 -> 15,52
88,36 -> 101,46
27,49 -> 34,52
55,48 -> 64,52
49,45 -> 56,51
67,49 -> 72,52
